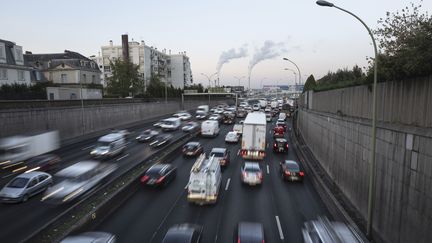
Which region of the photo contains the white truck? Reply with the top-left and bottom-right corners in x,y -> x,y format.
240,112 -> 267,160
0,131 -> 60,166
201,120 -> 219,137
187,153 -> 222,205
259,99 -> 267,109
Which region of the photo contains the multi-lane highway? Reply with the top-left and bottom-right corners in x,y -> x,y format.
96,116 -> 331,242
0,115 -> 185,243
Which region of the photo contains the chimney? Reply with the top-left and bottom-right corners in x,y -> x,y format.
109,40 -> 113,46
141,40 -> 145,46
121,34 -> 129,62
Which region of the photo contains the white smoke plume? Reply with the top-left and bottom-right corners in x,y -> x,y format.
216,45 -> 248,74
248,40 -> 286,76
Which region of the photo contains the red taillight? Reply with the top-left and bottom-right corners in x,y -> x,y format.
237,237 -> 241,243
284,170 -> 291,176
242,172 -> 247,178
299,171 -> 304,176
258,172 -> 263,180
140,175 -> 149,183
273,143 -> 277,148
156,176 -> 165,184
286,144 -> 289,149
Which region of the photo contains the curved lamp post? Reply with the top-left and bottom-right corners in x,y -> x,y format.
200,72 -> 218,88
284,68 -> 297,85
283,57 -> 302,85
316,0 -> 379,239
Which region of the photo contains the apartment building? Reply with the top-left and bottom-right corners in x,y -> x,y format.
169,53 -> 193,88
0,39 -> 32,86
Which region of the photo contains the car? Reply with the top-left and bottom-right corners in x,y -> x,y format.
276,119 -> 287,131
208,114 -> 222,123
195,110 -> 208,120
209,147 -> 230,167
173,112 -> 192,121
279,160 -> 304,182
252,104 -> 260,111
153,120 -> 164,128
136,129 -> 159,142
273,126 -> 285,138
162,224 -> 203,243
42,161 -> 117,204
214,108 -> 224,114
272,108 -> 279,116
236,222 -> 265,243
233,123 -> 243,136
111,129 -> 130,139
182,121 -> 200,132
140,164 -> 177,187
225,131 -> 239,143
182,142 -> 204,157
24,154 -> 61,172
0,171 -> 52,203
302,216 -> 363,243
273,138 -> 288,153
241,162 -> 263,186
265,113 -> 272,122
236,108 -> 247,118
222,112 -> 235,124
60,232 -> 116,243
149,134 -> 173,148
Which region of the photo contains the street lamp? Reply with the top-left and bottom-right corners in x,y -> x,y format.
284,68 -> 297,85
234,76 -> 246,87
283,57 -> 302,85
316,0 -> 379,239
200,72 -> 218,89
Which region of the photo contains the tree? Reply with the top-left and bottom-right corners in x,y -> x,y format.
185,83 -> 204,93
303,75 -> 317,92
372,1 -> 432,81
107,59 -> 141,97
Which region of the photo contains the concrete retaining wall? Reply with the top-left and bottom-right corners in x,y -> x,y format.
298,108 -> 432,243
0,98 -> 230,141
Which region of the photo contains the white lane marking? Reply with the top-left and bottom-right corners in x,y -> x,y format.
275,216 -> 285,240
81,145 -> 94,150
237,149 -> 240,156
184,183 -> 189,189
225,178 -> 231,191
125,142 -> 131,146
2,173 -> 16,179
269,130 -> 272,134
267,165 -> 270,174
116,153 -> 129,161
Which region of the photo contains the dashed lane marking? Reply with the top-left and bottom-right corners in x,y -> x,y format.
116,153 -> 129,161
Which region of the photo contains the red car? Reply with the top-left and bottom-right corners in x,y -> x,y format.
273,126 -> 285,138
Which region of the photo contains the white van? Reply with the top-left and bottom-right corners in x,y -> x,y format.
90,133 -> 126,159
160,117 -> 181,131
278,112 -> 287,121
201,120 -> 220,137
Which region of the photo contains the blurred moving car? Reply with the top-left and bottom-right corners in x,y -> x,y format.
278,112 -> 287,121
276,119 -> 287,132
241,162 -> 263,186
153,120 -> 164,128
140,164 -> 177,187
182,142 -> 204,157
161,117 -> 182,131
273,138 -> 288,153
266,113 -> 272,122
236,108 -> 247,118
149,134 -> 173,148
90,133 -> 126,159
60,232 -> 116,243
42,161 -> 117,204
302,216 -> 364,243
208,114 -> 222,123
111,129 -> 130,139
252,104 -> 260,111
210,148 -> 230,167
225,131 -> 240,143
173,112 -> 192,121
273,126 -> 285,138
162,224 -> 203,243
280,160 -> 304,182
24,154 -> 61,172
236,222 -> 265,243
182,121 -> 200,133
136,129 -> 159,142
201,120 -> 220,137
222,112 -> 235,124
195,110 -> 208,120
0,171 -> 52,203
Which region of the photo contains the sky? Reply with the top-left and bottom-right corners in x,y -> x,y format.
2,0 -> 430,88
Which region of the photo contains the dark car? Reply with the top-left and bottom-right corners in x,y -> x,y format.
162,224 -> 203,243
149,134 -> 173,148
236,222 -> 265,243
280,160 -> 304,182
276,119 -> 287,132
222,113 -> 235,124
141,164 -> 177,187
25,154 -> 61,172
210,148 -> 230,167
273,138 -> 288,153
183,142 -> 204,157
136,129 -> 159,142
273,126 -> 285,138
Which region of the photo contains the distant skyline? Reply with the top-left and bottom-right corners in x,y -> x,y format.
2,0 -> 430,88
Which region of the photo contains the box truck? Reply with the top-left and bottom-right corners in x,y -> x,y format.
240,112 -> 267,160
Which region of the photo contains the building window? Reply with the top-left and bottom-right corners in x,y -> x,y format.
61,74 -> 67,83
82,74 -> 87,83
15,48 -> 23,62
17,70 -> 25,81
35,71 -> 41,81
49,93 -> 54,100
0,68 -> 7,80
92,75 -> 96,83
0,45 -> 5,61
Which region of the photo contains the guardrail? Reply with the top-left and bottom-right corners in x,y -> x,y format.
23,131 -> 198,243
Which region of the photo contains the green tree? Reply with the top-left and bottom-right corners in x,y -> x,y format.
303,75 -> 317,92
372,1 -> 432,81
107,59 -> 141,97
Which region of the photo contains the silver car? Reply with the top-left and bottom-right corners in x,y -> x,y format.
61,232 -> 116,243
0,171 -> 52,203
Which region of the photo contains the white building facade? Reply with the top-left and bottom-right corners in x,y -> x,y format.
100,36 -> 192,89
0,39 -> 32,86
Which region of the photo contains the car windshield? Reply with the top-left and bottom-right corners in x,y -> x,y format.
7,177 -> 29,188
286,162 -> 300,171
184,144 -> 197,150
244,166 -> 260,172
97,141 -> 111,147
210,152 -> 224,158
147,168 -> 163,176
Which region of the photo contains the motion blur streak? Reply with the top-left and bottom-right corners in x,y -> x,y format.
41,187 -> 64,201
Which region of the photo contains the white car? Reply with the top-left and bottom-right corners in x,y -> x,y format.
225,131 -> 239,143
173,112 -> 192,120
252,104 -> 260,111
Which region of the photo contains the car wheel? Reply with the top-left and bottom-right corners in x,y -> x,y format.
22,194 -> 29,202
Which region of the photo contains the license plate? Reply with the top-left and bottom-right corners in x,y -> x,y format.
187,152 -> 193,155
291,176 -> 298,180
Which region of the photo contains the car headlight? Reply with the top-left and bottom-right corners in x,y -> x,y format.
90,150 -> 96,155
